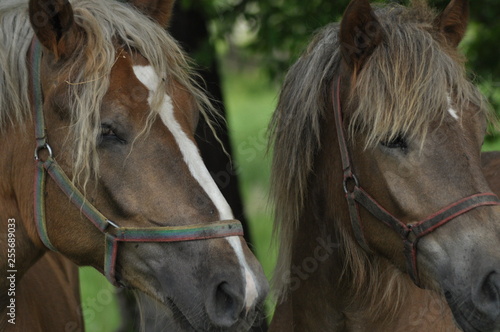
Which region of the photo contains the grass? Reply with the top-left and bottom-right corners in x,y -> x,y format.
79,268 -> 121,332
483,139 -> 500,151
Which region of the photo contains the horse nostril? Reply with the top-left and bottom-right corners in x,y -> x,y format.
475,271 -> 500,318
206,281 -> 244,328
216,282 -> 235,316
481,272 -> 500,307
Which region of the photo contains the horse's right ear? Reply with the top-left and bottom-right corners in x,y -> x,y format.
435,0 -> 469,48
29,0 -> 77,59
340,0 -> 384,73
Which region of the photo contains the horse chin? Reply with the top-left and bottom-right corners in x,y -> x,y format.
130,285 -> 263,332
170,301 -> 265,332
163,298 -> 199,332
165,298 -> 263,332
162,298 -> 263,332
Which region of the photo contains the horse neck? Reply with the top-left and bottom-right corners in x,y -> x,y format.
277,186 -> 459,331
0,119 -> 45,300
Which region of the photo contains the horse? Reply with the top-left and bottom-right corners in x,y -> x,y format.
0,0 -> 268,330
268,0 -> 500,331
7,252 -> 83,332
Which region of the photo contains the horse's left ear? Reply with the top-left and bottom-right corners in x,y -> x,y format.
435,0 -> 469,48
29,0 -> 77,59
340,0 -> 384,73
128,0 -> 176,28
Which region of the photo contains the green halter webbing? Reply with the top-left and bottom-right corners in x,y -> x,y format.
30,38 -> 244,285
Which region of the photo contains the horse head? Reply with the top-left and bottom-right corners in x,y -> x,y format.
8,0 -> 268,329
271,0 -> 500,330
338,0 -> 500,329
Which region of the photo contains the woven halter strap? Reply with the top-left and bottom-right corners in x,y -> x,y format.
333,77 -> 500,286
30,39 -> 244,286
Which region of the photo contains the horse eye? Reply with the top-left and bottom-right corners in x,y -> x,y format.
100,124 -> 126,144
101,124 -> 116,137
380,135 -> 408,151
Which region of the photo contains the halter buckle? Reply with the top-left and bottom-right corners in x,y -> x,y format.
343,173 -> 359,194
34,143 -> 53,161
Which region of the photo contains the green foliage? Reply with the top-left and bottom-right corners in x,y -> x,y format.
467,0 -> 500,78
79,267 -> 121,331
193,0 -> 500,78
200,0 -> 354,77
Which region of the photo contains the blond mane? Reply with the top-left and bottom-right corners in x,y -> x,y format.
0,0 -> 214,188
270,0 -> 489,316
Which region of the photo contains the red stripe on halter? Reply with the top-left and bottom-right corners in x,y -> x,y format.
411,193 -> 498,237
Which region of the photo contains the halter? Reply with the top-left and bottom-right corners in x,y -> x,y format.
30,39 -> 244,286
333,77 -> 500,286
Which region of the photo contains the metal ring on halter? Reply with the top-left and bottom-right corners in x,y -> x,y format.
343,173 -> 359,194
34,143 -> 53,161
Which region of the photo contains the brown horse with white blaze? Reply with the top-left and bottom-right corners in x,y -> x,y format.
269,0 -> 500,331
0,0 -> 268,330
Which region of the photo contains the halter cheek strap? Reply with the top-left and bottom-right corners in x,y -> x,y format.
333,77 -> 500,286
30,38 -> 244,286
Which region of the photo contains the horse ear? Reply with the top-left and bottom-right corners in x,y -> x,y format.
29,0 -> 76,59
29,0 -> 75,58
435,0 -> 469,48
128,0 -> 176,28
340,0 -> 384,72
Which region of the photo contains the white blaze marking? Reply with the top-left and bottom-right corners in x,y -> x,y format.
133,65 -> 258,310
447,95 -> 459,120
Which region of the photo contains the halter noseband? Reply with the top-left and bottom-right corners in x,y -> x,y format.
333,77 -> 500,286
30,39 -> 244,286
